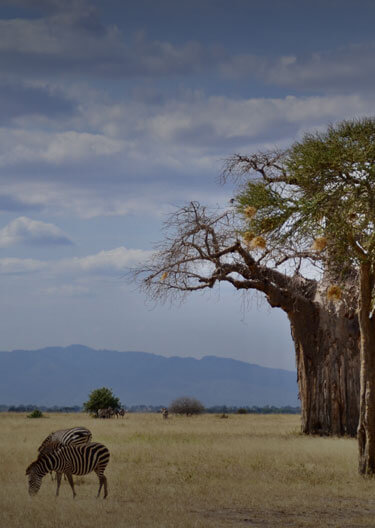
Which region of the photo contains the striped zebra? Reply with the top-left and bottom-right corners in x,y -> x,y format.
38,426 -> 92,480
26,442 -> 110,498
38,427 -> 92,455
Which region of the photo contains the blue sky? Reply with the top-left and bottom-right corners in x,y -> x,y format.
0,0 -> 373,369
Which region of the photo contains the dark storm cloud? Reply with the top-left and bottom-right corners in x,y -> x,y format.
1,0 -> 375,94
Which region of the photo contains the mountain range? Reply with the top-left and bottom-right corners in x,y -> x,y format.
0,345 -> 299,407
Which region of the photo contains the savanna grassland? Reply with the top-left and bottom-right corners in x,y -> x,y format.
1,413 -> 375,528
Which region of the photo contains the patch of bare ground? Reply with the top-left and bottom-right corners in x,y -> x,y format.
199,497 -> 375,527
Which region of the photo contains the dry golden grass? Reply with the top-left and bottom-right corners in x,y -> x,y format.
2,412 -> 375,527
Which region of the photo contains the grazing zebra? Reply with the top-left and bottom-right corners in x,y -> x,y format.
98,408 -> 111,419
118,408 -> 127,418
98,407 -> 115,419
38,426 -> 92,455
38,426 -> 92,481
26,442 -> 110,498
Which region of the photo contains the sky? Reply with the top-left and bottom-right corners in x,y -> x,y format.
0,0 -> 374,370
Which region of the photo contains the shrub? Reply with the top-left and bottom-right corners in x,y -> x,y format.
237,408 -> 248,414
27,409 -> 44,418
169,396 -> 204,416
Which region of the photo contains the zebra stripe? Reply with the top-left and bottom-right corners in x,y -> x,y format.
26,442 -> 110,498
38,427 -> 92,455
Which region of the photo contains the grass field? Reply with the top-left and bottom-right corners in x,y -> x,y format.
1,412 -> 375,527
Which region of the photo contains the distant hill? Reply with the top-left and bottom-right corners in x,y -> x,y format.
0,345 -> 299,407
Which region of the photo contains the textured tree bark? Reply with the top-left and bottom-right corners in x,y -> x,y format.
357,263 -> 375,473
288,297 -> 360,437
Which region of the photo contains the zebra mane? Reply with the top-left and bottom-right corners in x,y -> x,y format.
25,459 -> 39,475
37,433 -> 54,453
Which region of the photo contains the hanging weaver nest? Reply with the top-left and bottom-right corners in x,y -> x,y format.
327,285 -> 342,303
242,231 -> 255,245
243,206 -> 257,219
312,237 -> 328,252
160,272 -> 169,281
249,235 -> 266,250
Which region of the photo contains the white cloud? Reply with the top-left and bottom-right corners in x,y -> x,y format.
0,129 -> 125,166
57,247 -> 152,274
219,43 -> 375,92
0,257 -> 47,274
0,216 -> 73,247
1,90 -> 374,218
0,14 -> 210,79
0,246 -> 152,276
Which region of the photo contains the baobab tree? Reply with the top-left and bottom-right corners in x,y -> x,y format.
257,117 -> 375,475
134,192 -> 360,437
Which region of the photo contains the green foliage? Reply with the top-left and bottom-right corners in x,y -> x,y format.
237,408 -> 248,414
83,387 -> 120,416
169,396 -> 204,416
237,118 -> 375,281
27,409 -> 44,418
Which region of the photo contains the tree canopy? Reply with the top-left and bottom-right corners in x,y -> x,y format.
235,118 -> 375,284
83,387 -> 121,416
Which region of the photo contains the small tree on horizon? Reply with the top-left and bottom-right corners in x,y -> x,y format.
169,396 -> 204,416
83,387 -> 121,417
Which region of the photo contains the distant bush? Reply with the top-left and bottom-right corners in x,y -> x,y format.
169,396 -> 204,416
205,405 -> 301,415
27,409 -> 44,418
6,404 -> 82,413
237,408 -> 248,414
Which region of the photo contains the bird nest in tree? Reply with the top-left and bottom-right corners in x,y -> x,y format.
249,235 -> 266,250
312,237 -> 328,252
243,206 -> 257,219
327,285 -> 342,302
242,231 -> 255,245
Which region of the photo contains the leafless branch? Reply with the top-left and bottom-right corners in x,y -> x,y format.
130,201 -> 318,311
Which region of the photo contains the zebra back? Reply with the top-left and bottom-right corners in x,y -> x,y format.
38,426 -> 92,455
31,442 -> 110,476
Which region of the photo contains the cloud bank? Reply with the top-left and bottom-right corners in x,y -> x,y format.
0,217 -> 73,247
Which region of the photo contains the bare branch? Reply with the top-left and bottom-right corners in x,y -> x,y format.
220,150 -> 296,185
130,201 -> 317,312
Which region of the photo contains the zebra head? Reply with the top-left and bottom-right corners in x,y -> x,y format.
26,460 -> 43,496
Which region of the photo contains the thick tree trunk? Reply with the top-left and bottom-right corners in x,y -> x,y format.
357,263 -> 375,474
287,297 -> 360,436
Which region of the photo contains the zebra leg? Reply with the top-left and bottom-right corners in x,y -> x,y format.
95,469 -> 108,499
55,472 -> 62,496
65,473 -> 76,498
102,475 -> 108,499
